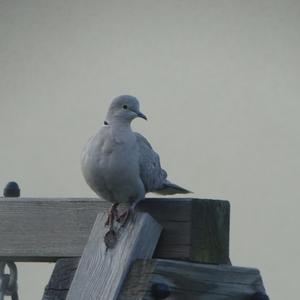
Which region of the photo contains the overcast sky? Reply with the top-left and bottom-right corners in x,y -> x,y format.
0,1 -> 299,299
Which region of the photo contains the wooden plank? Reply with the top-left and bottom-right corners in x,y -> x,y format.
0,198 -> 230,263
0,198 -> 104,262
119,259 -> 267,300
42,258 -> 79,300
66,212 -> 161,300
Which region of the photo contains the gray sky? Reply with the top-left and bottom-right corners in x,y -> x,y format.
0,1 -> 299,299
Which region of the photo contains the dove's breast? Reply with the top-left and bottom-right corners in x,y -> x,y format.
81,127 -> 145,203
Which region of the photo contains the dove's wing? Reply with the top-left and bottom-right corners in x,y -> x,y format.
135,132 -> 167,193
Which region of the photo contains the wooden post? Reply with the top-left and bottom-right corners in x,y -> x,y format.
0,195 -> 268,299
41,198 -> 230,300
139,198 -> 230,263
189,199 -> 230,263
66,212 -> 161,300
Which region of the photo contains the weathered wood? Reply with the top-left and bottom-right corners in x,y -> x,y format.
139,198 -> 230,264
119,259 -> 266,300
190,199 -> 230,263
42,258 -> 79,300
42,198 -> 230,300
66,212 -> 161,300
0,198 -> 103,262
0,198 -> 230,264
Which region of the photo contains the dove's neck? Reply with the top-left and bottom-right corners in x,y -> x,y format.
105,117 -> 133,132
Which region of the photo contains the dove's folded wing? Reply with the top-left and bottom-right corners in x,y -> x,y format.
135,132 -> 167,193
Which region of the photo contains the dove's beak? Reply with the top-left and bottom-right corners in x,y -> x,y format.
136,111 -> 147,120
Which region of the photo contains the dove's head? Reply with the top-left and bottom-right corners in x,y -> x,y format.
105,95 -> 147,124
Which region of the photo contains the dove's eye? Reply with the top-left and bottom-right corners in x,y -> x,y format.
123,105 -> 128,110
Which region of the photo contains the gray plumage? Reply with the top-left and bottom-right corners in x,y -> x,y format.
81,95 -> 190,206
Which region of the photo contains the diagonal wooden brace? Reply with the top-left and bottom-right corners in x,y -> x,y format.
66,212 -> 162,300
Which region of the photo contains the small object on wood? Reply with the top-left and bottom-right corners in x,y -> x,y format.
104,229 -> 118,249
119,259 -> 266,299
251,292 -> 269,300
3,182 -> 20,197
66,212 -> 162,300
151,283 -> 170,299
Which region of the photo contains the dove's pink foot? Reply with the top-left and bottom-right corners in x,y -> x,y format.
105,203 -> 119,229
117,202 -> 138,227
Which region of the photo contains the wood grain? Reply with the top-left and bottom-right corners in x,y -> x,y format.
42,258 -> 79,300
66,212 -> 161,300
190,199 -> 230,263
139,198 -> 230,264
0,198 -> 103,261
0,197 -> 230,263
42,198 -> 230,300
119,259 -> 266,300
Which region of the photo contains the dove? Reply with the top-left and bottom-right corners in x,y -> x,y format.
81,95 -> 190,229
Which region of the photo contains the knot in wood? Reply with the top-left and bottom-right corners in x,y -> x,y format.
151,282 -> 170,299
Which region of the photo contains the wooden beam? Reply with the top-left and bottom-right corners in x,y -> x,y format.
66,212 -> 161,300
119,259 -> 267,299
0,197 -> 230,263
42,198 -> 230,300
0,198 -> 103,262
42,258 -> 79,300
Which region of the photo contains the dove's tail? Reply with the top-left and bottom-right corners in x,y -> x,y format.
155,181 -> 192,195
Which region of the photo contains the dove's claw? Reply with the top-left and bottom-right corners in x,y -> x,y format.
116,209 -> 131,227
105,203 -> 119,229
117,202 -> 137,227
